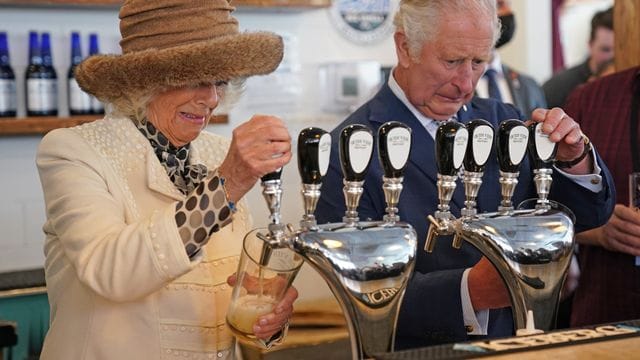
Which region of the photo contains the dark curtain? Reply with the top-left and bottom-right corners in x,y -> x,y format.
552,0 -> 566,73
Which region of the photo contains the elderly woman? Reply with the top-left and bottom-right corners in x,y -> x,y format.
35,0 -> 296,358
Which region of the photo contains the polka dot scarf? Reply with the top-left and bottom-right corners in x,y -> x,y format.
136,120 -> 234,257
136,120 -> 208,195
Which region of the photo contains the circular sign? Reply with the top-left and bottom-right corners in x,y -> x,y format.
329,0 -> 398,45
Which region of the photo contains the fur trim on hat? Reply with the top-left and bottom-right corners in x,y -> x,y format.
75,32 -> 283,103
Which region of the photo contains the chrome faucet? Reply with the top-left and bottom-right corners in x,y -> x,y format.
426,119 -> 575,333
248,123 -> 417,360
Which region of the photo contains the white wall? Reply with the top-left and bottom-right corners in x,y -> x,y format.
499,0 -> 553,84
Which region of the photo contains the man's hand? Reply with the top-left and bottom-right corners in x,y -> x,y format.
468,257 -> 511,310
580,204 -> 640,256
528,107 -> 592,174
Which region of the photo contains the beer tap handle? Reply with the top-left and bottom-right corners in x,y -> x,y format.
435,121 -> 468,177
378,121 -> 412,178
261,168 -> 283,183
496,119 -> 529,173
527,122 -> 557,209
297,127 -> 332,228
463,119 -> 494,173
339,124 -> 374,224
339,124 -> 374,182
261,167 -> 284,227
462,119 -> 494,217
496,119 -> 529,212
378,121 -> 412,223
527,122 -> 557,169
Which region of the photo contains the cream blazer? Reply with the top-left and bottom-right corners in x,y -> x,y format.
36,116 -> 252,359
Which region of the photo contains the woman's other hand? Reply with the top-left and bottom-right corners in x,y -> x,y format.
218,115 -> 292,202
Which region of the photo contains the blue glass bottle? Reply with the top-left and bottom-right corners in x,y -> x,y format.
88,33 -> 104,115
68,32 -> 91,115
26,31 -> 58,116
0,32 -> 17,117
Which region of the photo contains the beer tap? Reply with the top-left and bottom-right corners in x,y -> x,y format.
425,121 -> 468,252
339,124 -> 374,226
526,122 -> 557,210
377,121 -> 412,224
461,119 -> 494,219
297,127 -> 332,230
287,123 -> 417,359
496,119 -> 529,214
257,168 -> 286,266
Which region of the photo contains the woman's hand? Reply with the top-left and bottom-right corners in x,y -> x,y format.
218,115 -> 292,202
253,285 -> 298,340
226,274 -> 298,340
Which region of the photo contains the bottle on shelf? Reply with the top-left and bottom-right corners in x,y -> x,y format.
0,32 -> 17,118
88,33 -> 104,115
26,31 -> 58,116
68,31 -> 91,115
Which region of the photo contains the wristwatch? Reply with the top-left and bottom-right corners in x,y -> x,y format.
555,135 -> 592,169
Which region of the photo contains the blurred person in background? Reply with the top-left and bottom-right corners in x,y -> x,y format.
564,65 -> 640,327
475,0 -> 547,118
543,6 -> 614,108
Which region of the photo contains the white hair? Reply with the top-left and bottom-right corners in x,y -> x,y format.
393,0 -> 500,60
106,78 -> 246,122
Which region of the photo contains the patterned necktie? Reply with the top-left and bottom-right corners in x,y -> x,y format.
136,120 -> 208,195
484,68 -> 503,102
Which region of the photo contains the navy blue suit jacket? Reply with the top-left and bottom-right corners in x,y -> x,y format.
314,83 -> 615,349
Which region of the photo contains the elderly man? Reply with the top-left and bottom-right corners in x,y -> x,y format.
315,0 -> 615,349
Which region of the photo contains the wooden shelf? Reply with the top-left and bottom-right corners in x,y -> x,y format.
0,114 -> 228,136
0,0 -> 331,7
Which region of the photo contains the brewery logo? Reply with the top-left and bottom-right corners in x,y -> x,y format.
329,0 -> 398,45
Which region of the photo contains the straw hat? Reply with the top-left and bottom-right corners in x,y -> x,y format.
75,0 -> 283,103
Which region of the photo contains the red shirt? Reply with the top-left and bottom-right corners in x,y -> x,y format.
564,66 -> 640,327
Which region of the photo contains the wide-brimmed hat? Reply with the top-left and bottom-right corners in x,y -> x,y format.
75,0 -> 283,103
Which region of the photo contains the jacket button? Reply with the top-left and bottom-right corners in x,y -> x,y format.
465,325 -> 474,333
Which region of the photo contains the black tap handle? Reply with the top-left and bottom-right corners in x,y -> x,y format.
463,119 -> 494,173
435,121 -> 468,176
261,168 -> 283,182
339,124 -> 374,182
527,122 -> 557,169
297,127 -> 332,184
378,121 -> 412,178
496,119 -> 529,173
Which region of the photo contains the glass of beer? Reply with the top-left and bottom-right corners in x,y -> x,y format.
226,228 -> 303,348
629,173 -> 640,266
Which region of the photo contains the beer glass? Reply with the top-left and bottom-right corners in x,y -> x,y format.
629,173 -> 640,266
226,228 -> 303,348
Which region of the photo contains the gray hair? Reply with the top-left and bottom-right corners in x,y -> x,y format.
393,0 -> 500,60
106,78 -> 246,122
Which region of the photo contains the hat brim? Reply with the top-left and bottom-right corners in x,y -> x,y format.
75,32 -> 283,103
